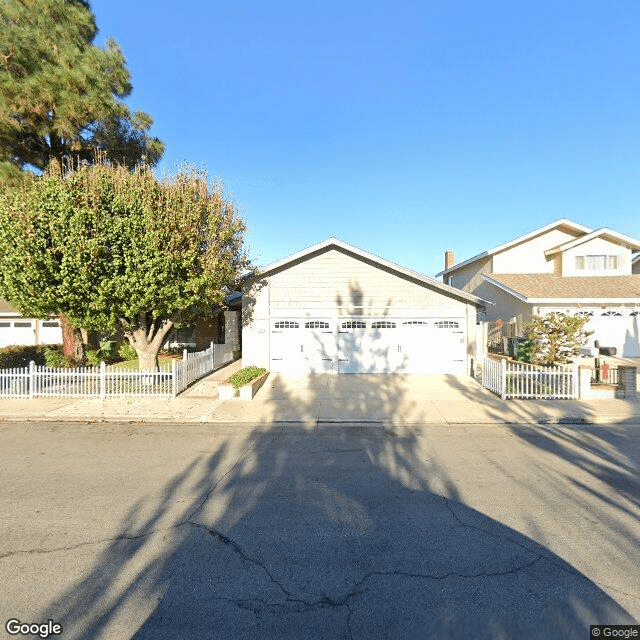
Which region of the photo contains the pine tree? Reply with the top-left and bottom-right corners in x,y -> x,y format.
0,0 -> 164,176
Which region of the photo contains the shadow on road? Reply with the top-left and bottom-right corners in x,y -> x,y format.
34,370 -> 638,639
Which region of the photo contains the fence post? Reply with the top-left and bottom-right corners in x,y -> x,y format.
100,361 -> 105,399
29,360 -> 35,399
183,348 -> 188,362
172,358 -> 177,397
500,358 -> 507,400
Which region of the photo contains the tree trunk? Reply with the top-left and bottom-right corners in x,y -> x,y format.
59,313 -> 85,365
137,349 -> 159,372
123,313 -> 178,371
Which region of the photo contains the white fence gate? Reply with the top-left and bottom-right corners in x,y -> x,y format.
0,342 -> 237,399
482,357 -> 578,399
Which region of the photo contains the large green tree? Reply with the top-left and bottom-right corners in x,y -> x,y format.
0,0 -> 164,175
0,163 -> 249,370
0,0 -> 165,361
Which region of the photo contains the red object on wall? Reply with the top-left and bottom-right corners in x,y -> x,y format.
601,363 -> 610,382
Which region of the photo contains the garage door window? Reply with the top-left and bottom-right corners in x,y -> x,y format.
403,321 -> 429,326
341,321 -> 366,329
601,311 -> 622,316
434,321 -> 459,329
371,321 -> 396,329
14,322 -> 32,328
575,311 -> 593,317
274,321 -> 299,329
42,321 -> 60,327
0,322 -> 10,327
305,321 -> 329,329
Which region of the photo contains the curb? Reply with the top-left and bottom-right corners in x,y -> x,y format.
1,414 -> 639,426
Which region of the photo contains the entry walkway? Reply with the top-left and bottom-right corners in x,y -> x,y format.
0,364 -> 638,425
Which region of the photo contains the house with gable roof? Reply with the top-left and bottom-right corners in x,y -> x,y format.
438,219 -> 640,358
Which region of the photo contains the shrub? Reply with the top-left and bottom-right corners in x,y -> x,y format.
227,366 -> 266,390
0,344 -> 62,368
85,350 -> 102,366
118,342 -> 138,361
44,347 -> 67,368
520,313 -> 592,365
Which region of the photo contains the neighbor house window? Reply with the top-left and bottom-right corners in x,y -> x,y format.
575,255 -> 619,270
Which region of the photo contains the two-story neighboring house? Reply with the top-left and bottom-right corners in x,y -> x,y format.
438,219 -> 640,358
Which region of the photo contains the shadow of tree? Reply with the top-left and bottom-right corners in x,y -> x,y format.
31,382 -> 638,639
26,283 -> 639,639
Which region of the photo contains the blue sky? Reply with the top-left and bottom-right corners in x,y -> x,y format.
91,0 -> 640,277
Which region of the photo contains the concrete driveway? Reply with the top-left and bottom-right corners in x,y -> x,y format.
0,418 -> 638,639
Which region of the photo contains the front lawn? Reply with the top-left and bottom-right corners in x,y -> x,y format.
110,355 -> 180,370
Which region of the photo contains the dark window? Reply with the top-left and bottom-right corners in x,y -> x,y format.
42,321 -> 60,328
341,321 -> 366,329
0,322 -> 10,327
434,321 -> 459,329
274,321 -> 299,329
601,311 -> 622,317
14,322 -> 32,328
304,321 -> 330,329
403,321 -> 429,326
575,311 -> 593,317
371,321 -> 396,329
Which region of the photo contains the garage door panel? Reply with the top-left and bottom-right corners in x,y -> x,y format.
270,315 -> 468,375
303,321 -> 335,372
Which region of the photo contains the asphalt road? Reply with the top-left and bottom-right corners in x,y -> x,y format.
0,420 -> 638,639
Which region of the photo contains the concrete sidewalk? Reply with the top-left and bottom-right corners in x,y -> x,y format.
0,361 -> 638,425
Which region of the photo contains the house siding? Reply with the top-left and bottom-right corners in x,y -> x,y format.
243,248 -> 478,371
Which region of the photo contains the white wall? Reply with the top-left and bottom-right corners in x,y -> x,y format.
562,237 -> 632,276
492,228 -> 578,274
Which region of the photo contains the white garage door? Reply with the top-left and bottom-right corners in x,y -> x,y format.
585,311 -> 640,358
0,320 -> 36,348
270,316 -> 467,374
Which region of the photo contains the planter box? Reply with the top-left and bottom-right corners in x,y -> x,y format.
218,371 -> 269,400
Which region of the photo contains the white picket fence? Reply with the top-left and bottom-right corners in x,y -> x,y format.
0,342 -> 237,399
482,357 -> 578,399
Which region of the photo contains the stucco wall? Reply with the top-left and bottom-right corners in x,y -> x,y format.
492,228 -> 579,274
474,280 -> 532,324
561,237 -> 632,276
445,256 -> 492,293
